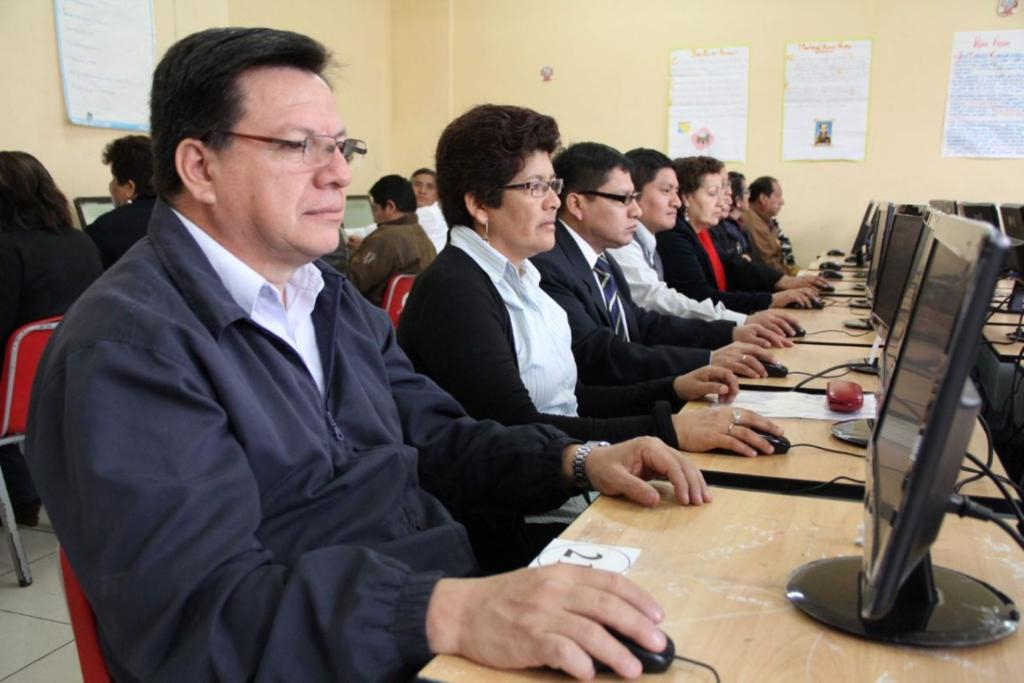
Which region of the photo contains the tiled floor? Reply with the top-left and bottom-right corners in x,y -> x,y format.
0,511 -> 82,682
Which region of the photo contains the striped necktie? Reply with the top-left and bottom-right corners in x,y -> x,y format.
593,253 -> 626,340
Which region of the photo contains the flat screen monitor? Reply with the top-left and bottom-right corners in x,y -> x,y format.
999,203 -> 1024,274
870,213 -> 928,337
788,212 -> 1016,646
343,194 -> 374,230
865,202 -> 897,301
958,202 -> 1001,233
928,199 -> 957,215
848,201 -> 877,265
73,196 -> 115,228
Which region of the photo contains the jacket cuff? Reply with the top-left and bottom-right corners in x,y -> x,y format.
651,401 -> 678,448
394,571 -> 446,665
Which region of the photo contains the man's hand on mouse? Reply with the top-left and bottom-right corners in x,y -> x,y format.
732,322 -> 793,349
745,309 -> 800,337
426,564 -> 667,679
709,342 -> 775,378
674,406 -> 783,457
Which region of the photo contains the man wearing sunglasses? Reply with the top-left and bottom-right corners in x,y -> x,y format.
531,142 -> 780,387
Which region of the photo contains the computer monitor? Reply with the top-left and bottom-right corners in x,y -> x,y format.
847,201 -> 877,266
73,196 -> 115,228
865,202 -> 897,302
788,213 -> 1016,646
870,213 -> 928,337
999,204 -> 1024,274
342,194 -> 374,230
928,199 -> 957,215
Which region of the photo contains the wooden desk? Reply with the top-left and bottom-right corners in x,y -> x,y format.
783,304 -> 876,348
987,310 -> 1024,326
819,279 -> 868,297
740,343 -> 880,393
421,488 -> 1022,682
984,325 -> 1024,361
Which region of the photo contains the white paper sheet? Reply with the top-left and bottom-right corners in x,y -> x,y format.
530,541 -> 641,574
55,0 -> 154,131
942,30 -> 1024,158
726,390 -> 876,421
782,40 -> 871,161
668,47 -> 749,162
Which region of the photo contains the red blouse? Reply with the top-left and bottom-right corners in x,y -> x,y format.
697,228 -> 727,291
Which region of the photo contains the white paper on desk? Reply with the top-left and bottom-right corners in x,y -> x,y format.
530,541 -> 640,574
727,390 -> 876,421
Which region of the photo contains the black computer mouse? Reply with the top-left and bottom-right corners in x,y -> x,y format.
818,261 -> 842,271
717,429 -> 791,455
827,249 -> 845,256
763,360 -> 789,377
817,283 -> 836,293
821,269 -> 844,280
809,298 -> 825,309
785,299 -> 824,310
791,325 -> 806,337
594,630 -> 675,675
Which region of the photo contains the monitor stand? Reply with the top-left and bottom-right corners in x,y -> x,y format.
787,554 -> 1019,646
844,318 -> 871,331
832,417 -> 873,446
852,283 -> 866,292
849,298 -> 871,309
1008,326 -> 1024,342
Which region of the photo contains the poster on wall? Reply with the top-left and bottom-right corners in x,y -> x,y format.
781,40 -> 871,161
667,47 -> 749,162
942,30 -> 1024,158
54,0 -> 154,131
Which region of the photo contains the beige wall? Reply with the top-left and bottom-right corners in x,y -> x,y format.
4,1 -> 1022,260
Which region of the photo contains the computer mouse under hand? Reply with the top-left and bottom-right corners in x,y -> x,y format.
593,629 -> 675,675
717,429 -> 791,455
827,249 -> 845,256
819,261 -> 842,271
817,283 -> 836,292
786,299 -> 824,310
763,360 -> 789,377
821,269 -> 844,280
791,325 -> 806,337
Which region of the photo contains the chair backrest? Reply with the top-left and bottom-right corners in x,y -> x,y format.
0,316 -> 61,438
382,274 -> 416,327
59,548 -> 113,683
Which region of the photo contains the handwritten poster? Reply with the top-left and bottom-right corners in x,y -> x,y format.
782,40 -> 871,161
668,47 -> 749,162
55,0 -> 155,130
942,30 -> 1024,158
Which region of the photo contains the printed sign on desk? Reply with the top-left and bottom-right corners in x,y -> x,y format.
530,541 -> 641,574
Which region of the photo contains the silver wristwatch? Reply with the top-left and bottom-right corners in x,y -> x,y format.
572,441 -> 610,489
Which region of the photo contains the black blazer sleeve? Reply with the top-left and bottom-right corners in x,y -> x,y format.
656,221 -> 773,314
397,248 -> 681,446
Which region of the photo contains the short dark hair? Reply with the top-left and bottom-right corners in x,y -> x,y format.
554,142 -> 634,204
410,168 -> 436,180
369,174 -> 417,214
673,156 -> 724,196
0,151 -> 73,233
435,104 -> 560,229
727,171 -> 746,200
624,148 -> 673,192
748,176 -> 778,203
103,135 -> 155,198
150,27 -> 332,198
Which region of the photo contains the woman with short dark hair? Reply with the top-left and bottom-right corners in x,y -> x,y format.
85,135 -> 157,268
0,151 -> 102,526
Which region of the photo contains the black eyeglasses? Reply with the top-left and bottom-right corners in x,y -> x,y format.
576,189 -> 642,206
499,178 -> 564,197
216,131 -> 368,166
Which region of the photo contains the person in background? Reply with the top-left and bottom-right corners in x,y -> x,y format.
657,157 -> 820,314
709,170 -> 753,258
741,175 -> 800,275
411,167 -> 448,253
85,135 -> 157,268
348,174 -> 436,305
0,151 -> 102,527
609,149 -> 799,338
27,27 -> 720,681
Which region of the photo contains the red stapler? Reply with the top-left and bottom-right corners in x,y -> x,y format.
827,380 -> 864,413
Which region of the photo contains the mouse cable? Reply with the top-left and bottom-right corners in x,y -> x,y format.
986,291 -> 1013,321
952,415 -> 996,493
673,654 -> 721,683
786,475 -> 865,496
799,328 -> 874,337
956,466 -> 1022,497
786,368 -> 852,380
788,442 -> 864,457
791,362 -> 866,390
961,452 -> 1024,532
948,494 -> 1024,553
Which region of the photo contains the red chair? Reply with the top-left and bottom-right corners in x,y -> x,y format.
0,316 -> 62,587
59,548 -> 113,683
382,274 -> 417,327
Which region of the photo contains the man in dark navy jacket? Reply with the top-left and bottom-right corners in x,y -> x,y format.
531,142 -> 778,387
26,28 -> 712,682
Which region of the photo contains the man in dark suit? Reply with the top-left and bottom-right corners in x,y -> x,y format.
531,142 -> 778,387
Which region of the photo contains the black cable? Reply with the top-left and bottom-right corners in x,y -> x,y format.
800,328 -> 874,337
786,475 -> 865,495
788,442 -> 865,457
962,452 -> 1024,532
673,654 -> 721,683
786,367 -> 852,380
953,417 -> 995,493
948,494 -> 1024,552
986,291 -> 1013,320
792,362 -> 869,390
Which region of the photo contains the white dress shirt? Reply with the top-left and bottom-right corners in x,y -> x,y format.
416,202 -> 449,254
563,221 -> 632,341
175,209 -> 326,394
608,222 -> 747,325
450,225 -> 579,416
